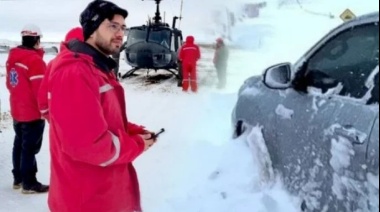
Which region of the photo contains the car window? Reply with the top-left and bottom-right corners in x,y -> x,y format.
307,23 -> 379,99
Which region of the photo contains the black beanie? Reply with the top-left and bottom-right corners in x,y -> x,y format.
79,0 -> 128,41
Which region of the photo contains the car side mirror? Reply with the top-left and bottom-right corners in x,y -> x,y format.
263,62 -> 292,89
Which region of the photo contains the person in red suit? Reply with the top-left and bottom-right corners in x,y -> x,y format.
47,1 -> 156,211
5,23 -> 49,194
178,35 -> 201,92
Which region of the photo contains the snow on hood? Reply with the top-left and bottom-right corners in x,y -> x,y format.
241,86 -> 262,97
326,124 -> 368,145
275,104 -> 294,120
329,135 -> 355,173
307,83 -> 344,98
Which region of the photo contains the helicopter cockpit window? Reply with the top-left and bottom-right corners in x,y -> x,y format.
149,29 -> 171,49
126,29 -> 146,47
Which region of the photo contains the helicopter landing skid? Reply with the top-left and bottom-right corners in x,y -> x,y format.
120,68 -> 142,79
120,68 -> 180,80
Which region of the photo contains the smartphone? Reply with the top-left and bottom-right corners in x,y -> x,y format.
152,128 -> 165,139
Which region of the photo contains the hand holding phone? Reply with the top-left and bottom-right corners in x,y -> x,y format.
150,128 -> 165,140
140,134 -> 155,151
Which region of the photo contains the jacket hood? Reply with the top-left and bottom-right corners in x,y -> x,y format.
64,27 -> 84,43
7,46 -> 44,64
58,27 -> 84,52
186,36 -> 194,45
59,38 -> 82,52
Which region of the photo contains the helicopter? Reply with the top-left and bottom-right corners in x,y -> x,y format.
116,0 -> 184,84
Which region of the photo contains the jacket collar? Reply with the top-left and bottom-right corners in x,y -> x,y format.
67,40 -> 116,73
17,45 -> 45,57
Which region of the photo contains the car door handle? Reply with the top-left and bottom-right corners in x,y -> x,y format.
334,125 -> 367,145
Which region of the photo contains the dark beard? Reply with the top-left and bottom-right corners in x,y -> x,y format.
95,40 -> 117,55
94,34 -> 119,55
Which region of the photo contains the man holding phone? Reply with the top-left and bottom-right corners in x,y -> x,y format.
47,1 -> 158,211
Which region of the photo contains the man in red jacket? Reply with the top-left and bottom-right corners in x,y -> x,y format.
38,27 -> 84,121
47,1 -> 156,211
178,35 -> 201,92
5,24 -> 49,194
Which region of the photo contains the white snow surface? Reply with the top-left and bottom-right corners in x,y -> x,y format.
0,0 -> 379,211
330,136 -> 355,173
275,104 -> 294,120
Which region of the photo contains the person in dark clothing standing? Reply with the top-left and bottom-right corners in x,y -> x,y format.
213,37 -> 229,89
5,24 -> 49,194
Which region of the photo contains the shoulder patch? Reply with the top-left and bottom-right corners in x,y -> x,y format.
9,68 -> 19,87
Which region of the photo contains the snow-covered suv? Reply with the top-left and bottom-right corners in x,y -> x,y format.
232,12 -> 379,212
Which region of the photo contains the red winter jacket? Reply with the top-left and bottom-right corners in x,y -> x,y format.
47,42 -> 146,212
6,46 -> 46,122
38,27 -> 84,121
178,36 -> 201,65
38,42 -> 66,121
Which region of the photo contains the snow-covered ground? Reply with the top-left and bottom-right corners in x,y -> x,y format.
0,0 -> 379,211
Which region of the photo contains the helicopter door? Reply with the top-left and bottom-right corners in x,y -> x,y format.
171,33 -> 176,51
173,32 -> 183,52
